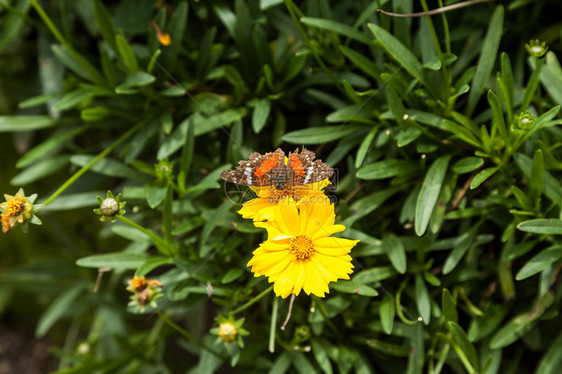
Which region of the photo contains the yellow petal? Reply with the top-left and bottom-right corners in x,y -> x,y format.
302,260 -> 329,297
311,224 -> 346,240
314,237 -> 359,256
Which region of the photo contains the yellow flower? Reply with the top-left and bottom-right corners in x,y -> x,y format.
247,201 -> 358,298
126,276 -> 163,307
0,188 -> 34,233
238,179 -> 332,221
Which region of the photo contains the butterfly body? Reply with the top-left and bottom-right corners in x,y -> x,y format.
221,148 -> 333,189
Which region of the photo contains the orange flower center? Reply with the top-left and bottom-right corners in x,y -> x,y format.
131,276 -> 147,291
289,235 -> 314,260
6,199 -> 24,216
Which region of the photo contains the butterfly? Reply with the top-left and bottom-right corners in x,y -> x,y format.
220,148 -> 333,190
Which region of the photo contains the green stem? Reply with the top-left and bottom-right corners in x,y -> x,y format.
29,0 -> 68,48
232,285 -> 274,314
269,296 -> 278,353
117,215 -> 171,251
155,309 -> 226,361
42,122 -> 143,206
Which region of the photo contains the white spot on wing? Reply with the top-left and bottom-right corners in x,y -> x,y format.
245,167 -> 252,185
303,166 -> 314,184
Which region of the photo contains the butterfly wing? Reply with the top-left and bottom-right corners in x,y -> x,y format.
220,148 -> 285,186
287,147 -> 333,185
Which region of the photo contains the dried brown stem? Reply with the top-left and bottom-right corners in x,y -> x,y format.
376,0 -> 495,18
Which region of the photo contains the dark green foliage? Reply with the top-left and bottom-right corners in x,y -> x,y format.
1,0 -> 562,373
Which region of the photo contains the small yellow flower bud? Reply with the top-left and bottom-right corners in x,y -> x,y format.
218,322 -> 238,343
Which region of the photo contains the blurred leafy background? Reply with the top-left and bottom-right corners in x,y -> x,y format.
1,0 -> 562,373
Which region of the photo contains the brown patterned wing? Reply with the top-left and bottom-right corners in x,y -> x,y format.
287,147 -> 333,186
220,148 -> 285,186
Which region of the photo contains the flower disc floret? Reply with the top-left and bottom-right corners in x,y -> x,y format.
290,236 -> 314,260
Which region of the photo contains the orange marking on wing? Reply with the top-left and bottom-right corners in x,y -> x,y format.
289,156 -> 305,177
254,155 -> 279,178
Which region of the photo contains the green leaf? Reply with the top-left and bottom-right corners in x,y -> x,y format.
221,268 -> 244,284
146,185 -> 167,209
311,339 -> 334,374
115,71 -> 156,92
340,45 -> 381,80
470,167 -> 499,189
490,291 -> 554,349
354,266 -> 398,284
200,200 -> 232,256
468,305 -> 508,342
76,253 -> 148,270
350,187 -> 401,219
283,125 -> 362,144
94,0 -> 118,53
18,93 -> 62,109
538,52 -> 562,107
466,5 -> 504,115
515,153 -> 562,205
135,257 -> 172,277
11,155 -> 70,185
357,159 -> 419,180
331,280 -> 378,296
355,126 -> 378,168
380,295 -> 395,335
0,116 -> 56,132
487,90 -> 508,142
172,216 -> 204,236
51,44 -> 105,85
40,191 -> 104,211
448,322 -> 479,373
368,23 -> 425,85
451,157 -> 484,174
0,0 -> 31,53
415,155 -> 451,236
115,34 -> 139,73
530,149 -> 545,201
301,17 -> 371,44
406,322 -> 424,374
517,219 -> 562,235
415,275 -> 430,324
381,233 -> 406,274
442,289 -> 458,324
163,1 -> 188,69
442,224 -> 478,274
535,331 -> 562,374
515,245 -> 562,280
193,108 -> 249,137
36,284 -> 87,337
252,98 -> 271,133
53,89 -> 95,111
70,155 -> 147,181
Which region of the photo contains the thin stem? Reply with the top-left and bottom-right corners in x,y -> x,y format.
232,285 -> 274,314
155,309 -> 226,361
42,122 -> 142,206
29,0 -> 68,48
269,296 -> 279,353
376,0 -> 495,18
117,215 -> 171,252
280,294 -> 296,330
